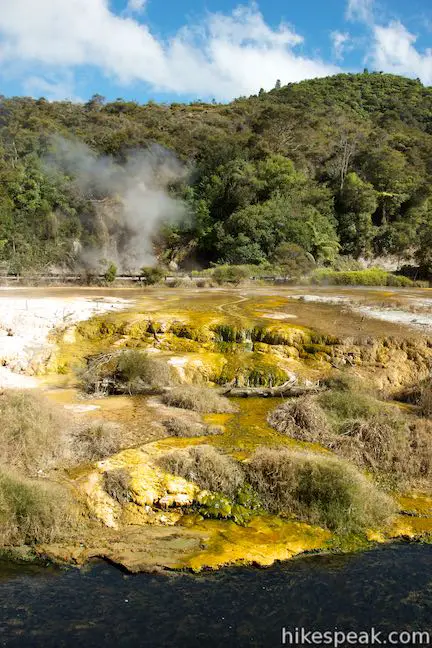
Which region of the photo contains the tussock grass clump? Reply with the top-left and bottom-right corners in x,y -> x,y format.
161,386 -> 236,413
406,420 -> 432,478
268,390 -> 432,484
0,390 -> 68,474
268,397 -> 329,442
0,469 -> 73,545
419,388 -> 432,417
158,445 -> 244,497
246,447 -> 395,533
194,278 -> 214,289
395,378 -> 432,417
103,468 -> 132,504
73,423 -> 124,462
162,417 -> 204,437
162,417 -> 223,438
330,416 -> 409,476
168,277 -> 194,289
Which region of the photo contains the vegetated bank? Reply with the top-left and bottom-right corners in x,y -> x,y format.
0,72 -> 431,284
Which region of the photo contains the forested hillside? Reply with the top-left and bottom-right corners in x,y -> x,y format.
0,71 -> 431,274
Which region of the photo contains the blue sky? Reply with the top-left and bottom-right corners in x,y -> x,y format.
0,0 -> 430,103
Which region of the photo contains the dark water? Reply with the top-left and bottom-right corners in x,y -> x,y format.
1,544 -> 432,647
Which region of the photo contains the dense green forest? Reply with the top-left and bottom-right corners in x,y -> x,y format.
0,71 -> 431,274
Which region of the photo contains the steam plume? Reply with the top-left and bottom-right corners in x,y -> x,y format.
48,137 -> 187,272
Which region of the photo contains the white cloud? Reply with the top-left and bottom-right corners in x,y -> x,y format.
0,1 -> 338,100
372,21 -> 432,84
345,0 -> 432,85
127,0 -> 146,13
330,31 -> 350,60
346,0 -> 374,23
23,73 -> 81,101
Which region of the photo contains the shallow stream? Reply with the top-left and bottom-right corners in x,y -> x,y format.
1,544 -> 432,647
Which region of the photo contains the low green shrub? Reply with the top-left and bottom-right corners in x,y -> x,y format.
140,266 -> 165,285
161,386 -> 236,413
272,243 -> 315,278
168,278 -> 192,288
158,445 -> 245,497
80,350 -> 175,395
311,268 -> 416,287
395,378 -> 432,417
195,278 -> 213,288
104,262 -> 117,283
246,447 -> 395,533
318,389 -> 381,425
212,265 -> 249,285
386,274 -> 416,287
116,350 -> 174,389
320,373 -> 360,392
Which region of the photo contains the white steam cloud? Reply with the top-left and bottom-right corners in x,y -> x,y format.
48,138 -> 187,272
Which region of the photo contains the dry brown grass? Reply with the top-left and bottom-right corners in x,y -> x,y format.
419,388 -> 432,417
162,417 -> 223,438
245,447 -> 395,533
395,378 -> 432,417
158,445 -> 244,497
267,397 -> 329,442
103,468 -> 132,504
73,423 -> 124,462
267,390 -> 432,486
0,390 -> 69,475
0,468 -> 73,545
329,416 -> 409,476
161,386 -> 236,414
406,420 -> 432,479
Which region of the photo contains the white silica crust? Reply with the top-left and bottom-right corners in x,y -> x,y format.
0,294 -> 132,389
